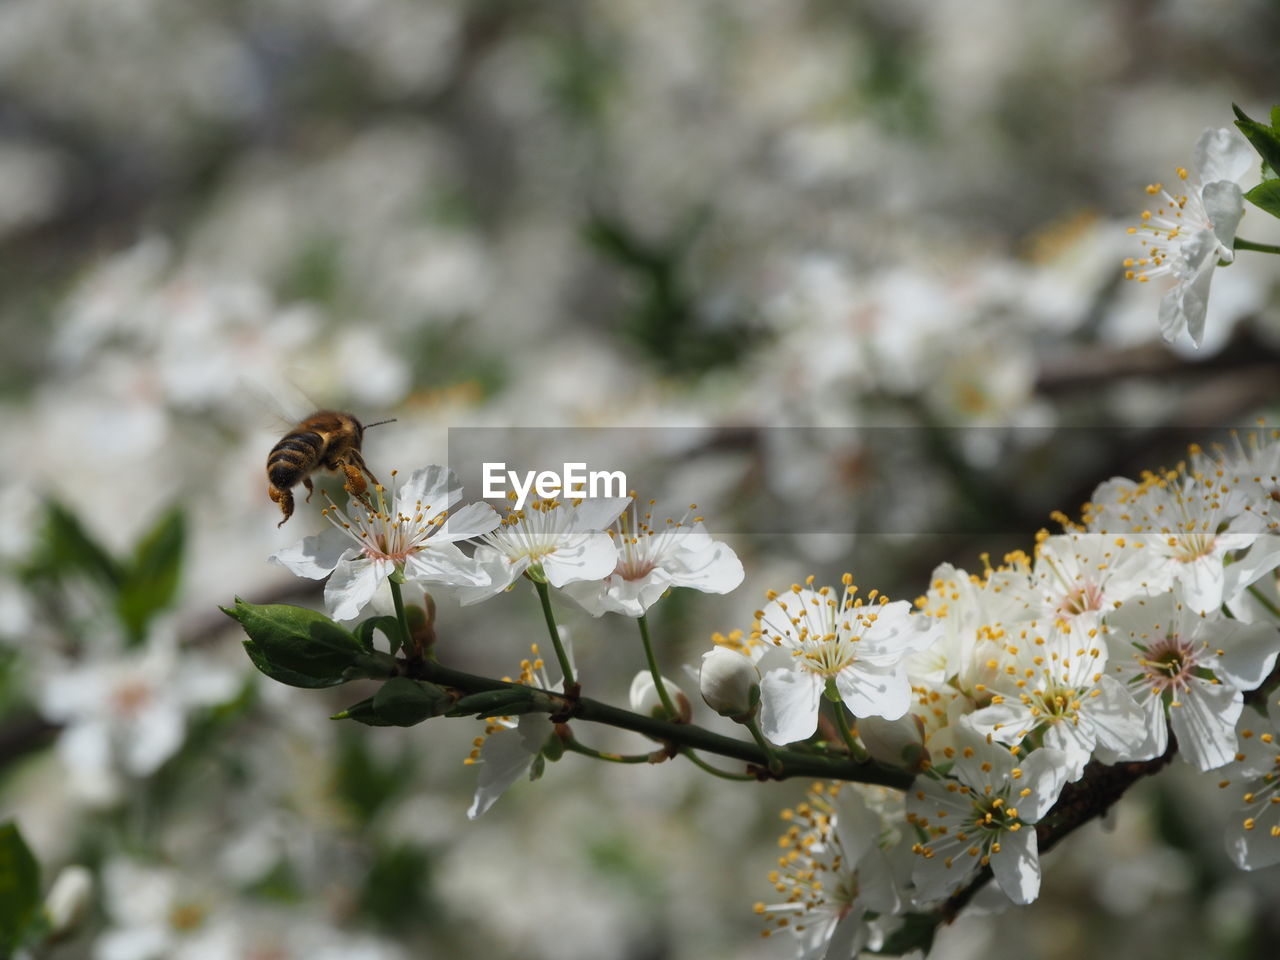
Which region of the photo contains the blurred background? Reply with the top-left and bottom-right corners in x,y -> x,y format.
3,0 -> 1280,957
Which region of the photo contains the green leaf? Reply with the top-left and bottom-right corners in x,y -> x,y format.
1233,103 -> 1280,180
116,506 -> 186,644
371,678 -> 451,727
30,501 -> 122,589
223,599 -> 364,688
355,616 -> 402,655
333,696 -> 394,726
1244,179 -> 1280,220
0,821 -> 41,953
333,679 -> 450,728
447,687 -> 541,718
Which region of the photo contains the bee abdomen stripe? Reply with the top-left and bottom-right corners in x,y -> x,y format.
270,433 -> 324,458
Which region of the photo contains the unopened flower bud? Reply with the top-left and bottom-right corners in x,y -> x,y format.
699,647 -> 760,720
858,713 -> 928,771
44,865 -> 92,937
629,671 -> 691,723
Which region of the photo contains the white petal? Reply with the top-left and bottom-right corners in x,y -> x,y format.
1203,180 -> 1245,253
1194,127 -> 1254,187
1169,679 -> 1242,771
542,532 -> 618,587
403,542 -> 492,587
568,497 -> 630,531
324,556 -> 389,621
835,662 -> 910,720
1088,677 -> 1156,764
990,827 -> 1040,905
437,501 -> 500,542
667,541 -> 744,595
269,526 -> 355,579
398,465 -> 462,513
466,714 -> 551,819
124,703 -> 184,775
1016,748 -> 1068,822
759,669 -> 822,744
1213,619 -> 1280,691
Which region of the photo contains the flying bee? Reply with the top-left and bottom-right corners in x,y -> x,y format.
266,411 -> 395,526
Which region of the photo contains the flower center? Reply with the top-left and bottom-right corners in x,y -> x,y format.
1057,581 -> 1104,617
1139,634 -> 1200,694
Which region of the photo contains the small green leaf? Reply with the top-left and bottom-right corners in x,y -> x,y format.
224,599 -> 364,688
0,821 -> 41,953
1233,103 -> 1280,180
355,616 -> 402,655
370,678 -> 451,727
447,687 -> 541,718
1244,179 -> 1280,220
333,696 -> 394,726
116,506 -> 186,643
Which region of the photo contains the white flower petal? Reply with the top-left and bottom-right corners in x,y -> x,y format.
1169,679 -> 1242,771
542,532 -> 618,587
324,556 -> 390,621
403,542 -> 492,588
269,525 -> 355,579
437,501 -> 500,541
759,669 -> 822,744
398,465 -> 463,513
835,662 -> 909,721
990,827 -> 1040,905
466,715 -> 551,819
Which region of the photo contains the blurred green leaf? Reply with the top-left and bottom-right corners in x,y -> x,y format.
335,733 -> 414,823
223,598 -> 364,688
28,501 -> 122,590
584,211 -> 760,376
360,845 -> 434,933
1243,180 -> 1280,219
1232,104 -> 1280,182
116,506 -> 185,644
0,821 -> 41,954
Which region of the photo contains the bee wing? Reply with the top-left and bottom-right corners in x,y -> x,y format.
237,373 -> 325,430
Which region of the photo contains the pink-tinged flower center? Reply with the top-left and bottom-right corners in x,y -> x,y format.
1057,581 -> 1105,618
1139,634 -> 1200,695
324,474 -> 446,565
607,496 -> 699,581
111,679 -> 153,716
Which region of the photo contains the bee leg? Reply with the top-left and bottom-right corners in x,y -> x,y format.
348,449 -> 381,488
339,461 -> 370,500
269,485 -> 294,527
303,476 -> 315,504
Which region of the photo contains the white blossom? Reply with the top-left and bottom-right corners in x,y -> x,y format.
270,465 -> 498,621
1124,127 -> 1254,347
908,729 -> 1067,905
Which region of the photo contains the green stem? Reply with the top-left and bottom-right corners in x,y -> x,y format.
681,749 -> 757,781
388,575 -> 411,655
1234,237 -> 1280,255
562,739 -> 654,764
745,716 -> 784,775
1247,584 -> 1280,621
533,580 -> 575,688
414,658 -> 913,788
832,703 -> 870,762
637,615 -> 679,720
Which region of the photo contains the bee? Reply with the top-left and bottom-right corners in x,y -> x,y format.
266,411 -> 394,526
